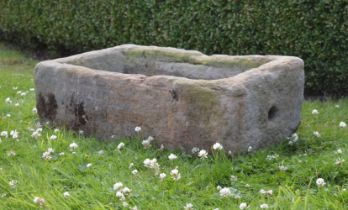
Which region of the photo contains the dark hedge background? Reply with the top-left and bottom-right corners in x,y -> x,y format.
0,0 -> 347,97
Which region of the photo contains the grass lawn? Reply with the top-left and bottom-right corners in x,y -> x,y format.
0,42 -> 347,210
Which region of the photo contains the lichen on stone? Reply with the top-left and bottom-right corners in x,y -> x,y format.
180,83 -> 224,126
124,47 -> 270,70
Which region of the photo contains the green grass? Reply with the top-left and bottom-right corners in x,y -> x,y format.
0,42 -> 347,210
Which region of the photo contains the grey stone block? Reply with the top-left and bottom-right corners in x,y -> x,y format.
35,44 -> 304,154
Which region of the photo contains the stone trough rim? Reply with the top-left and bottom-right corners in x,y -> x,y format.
35,44 -> 303,84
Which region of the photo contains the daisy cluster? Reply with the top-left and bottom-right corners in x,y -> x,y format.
1,82 -> 347,209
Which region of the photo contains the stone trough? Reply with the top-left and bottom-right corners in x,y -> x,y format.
35,44 -> 304,154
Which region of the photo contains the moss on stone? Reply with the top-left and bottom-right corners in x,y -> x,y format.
181,83 -> 224,127
201,57 -> 270,69
125,48 -> 202,64
125,47 -> 270,70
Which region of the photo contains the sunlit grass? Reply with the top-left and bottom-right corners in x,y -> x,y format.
0,43 -> 347,209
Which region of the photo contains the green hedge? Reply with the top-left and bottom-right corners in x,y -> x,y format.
0,0 -> 347,97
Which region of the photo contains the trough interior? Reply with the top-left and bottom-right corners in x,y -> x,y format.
60,47 -> 272,80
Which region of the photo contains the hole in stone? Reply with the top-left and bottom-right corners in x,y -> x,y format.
268,106 -> 278,121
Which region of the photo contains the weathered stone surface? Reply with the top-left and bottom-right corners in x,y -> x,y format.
35,44 -> 304,154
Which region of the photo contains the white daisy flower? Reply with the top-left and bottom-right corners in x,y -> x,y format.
86,163 -> 92,168
143,158 -> 159,169
225,187 -> 242,198
49,135 -> 57,141
184,203 -> 194,210
1,131 -> 8,138
212,142 -> 223,150
335,148 -> 343,154
259,189 -> 273,196
117,142 -> 125,150
312,109 -> 319,115
287,133 -> 299,145
191,147 -> 200,154
112,182 -> 123,191
239,202 -> 248,210
316,178 -> 326,187
46,148 -> 54,153
198,149 -> 208,159
120,187 -> 131,195
266,154 -> 279,161
113,182 -> 123,191
313,131 -> 321,137
42,151 -> 52,160
247,146 -> 253,152
170,167 -> 181,181
31,130 -> 41,139
339,121 -> 346,128
219,187 -> 232,197
10,130 -> 19,139
8,150 -> 16,157
5,97 -> 12,104
134,126 -> 141,133
9,180 -> 17,188
142,140 -> 151,149
168,153 -> 178,160
260,203 -> 269,209
279,165 -> 288,171
33,197 -> 45,206
144,158 -> 160,174
159,173 -> 166,180
69,142 -> 78,150
63,191 -> 70,198
142,136 -> 154,149
115,191 -> 125,201
131,169 -> 138,175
